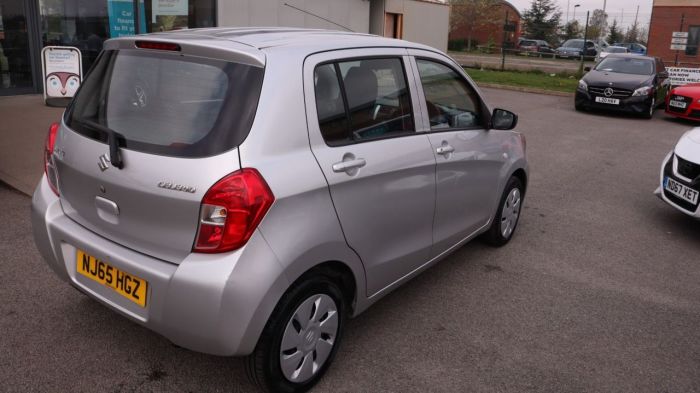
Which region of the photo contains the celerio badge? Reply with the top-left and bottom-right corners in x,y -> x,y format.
158,181 -> 196,193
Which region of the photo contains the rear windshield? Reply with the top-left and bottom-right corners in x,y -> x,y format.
65,49 -> 264,158
595,57 -> 654,75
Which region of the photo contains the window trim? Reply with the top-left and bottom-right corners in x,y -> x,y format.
414,56 -> 489,134
685,26 -> 700,57
313,55 -> 418,147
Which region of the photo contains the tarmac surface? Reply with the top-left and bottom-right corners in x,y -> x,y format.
2,88 -> 700,392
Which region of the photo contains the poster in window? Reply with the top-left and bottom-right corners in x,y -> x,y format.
152,0 -> 189,32
108,0 -> 147,38
41,46 -> 82,106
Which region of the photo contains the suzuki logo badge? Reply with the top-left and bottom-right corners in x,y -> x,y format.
603,88 -> 614,97
98,154 -> 110,171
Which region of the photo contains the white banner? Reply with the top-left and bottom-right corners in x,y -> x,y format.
667,67 -> 700,86
41,46 -> 82,102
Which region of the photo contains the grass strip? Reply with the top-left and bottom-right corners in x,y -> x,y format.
465,68 -> 579,93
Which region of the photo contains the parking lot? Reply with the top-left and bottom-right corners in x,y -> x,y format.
2,88 -> 700,392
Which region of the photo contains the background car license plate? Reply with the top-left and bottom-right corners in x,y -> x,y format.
669,100 -> 687,109
664,177 -> 699,205
595,96 -> 620,105
76,250 -> 148,307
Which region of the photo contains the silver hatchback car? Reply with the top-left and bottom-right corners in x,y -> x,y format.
32,28 -> 528,392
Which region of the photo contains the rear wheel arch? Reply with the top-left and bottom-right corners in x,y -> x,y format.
287,261 -> 358,315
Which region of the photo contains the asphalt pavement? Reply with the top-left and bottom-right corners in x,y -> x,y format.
2,89 -> 700,392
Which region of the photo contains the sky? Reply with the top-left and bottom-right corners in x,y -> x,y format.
506,0 -> 654,29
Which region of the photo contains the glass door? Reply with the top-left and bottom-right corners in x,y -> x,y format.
0,0 -> 35,95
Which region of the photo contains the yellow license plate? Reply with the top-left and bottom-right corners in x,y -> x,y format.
76,250 -> 148,307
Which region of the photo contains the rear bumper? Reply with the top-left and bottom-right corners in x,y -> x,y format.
575,90 -> 652,114
31,175 -> 290,356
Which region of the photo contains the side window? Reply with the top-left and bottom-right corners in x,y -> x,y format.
416,59 -> 482,130
314,64 -> 347,145
313,58 -> 415,145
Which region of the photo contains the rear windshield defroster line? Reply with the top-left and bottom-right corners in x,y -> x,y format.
65,49 -> 265,158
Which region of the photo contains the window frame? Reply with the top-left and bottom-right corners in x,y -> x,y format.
313,55 -> 418,147
685,26 -> 700,57
413,56 -> 489,134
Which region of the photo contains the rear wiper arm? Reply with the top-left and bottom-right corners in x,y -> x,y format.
78,119 -> 125,169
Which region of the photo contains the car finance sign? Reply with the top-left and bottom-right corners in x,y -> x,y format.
41,46 -> 82,106
667,67 -> 700,86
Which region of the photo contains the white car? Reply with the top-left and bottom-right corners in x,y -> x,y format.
595,46 -> 629,62
655,127 -> 700,218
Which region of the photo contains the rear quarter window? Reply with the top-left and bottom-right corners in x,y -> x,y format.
66,49 -> 264,158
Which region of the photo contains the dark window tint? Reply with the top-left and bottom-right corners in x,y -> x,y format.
416,59 -> 482,130
66,50 -> 264,157
686,26 -> 700,56
314,64 -> 348,144
314,58 -> 414,145
595,57 -> 654,75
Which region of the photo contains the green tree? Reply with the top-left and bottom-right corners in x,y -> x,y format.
449,0 -> 501,51
561,20 -> 582,41
625,20 -> 640,43
587,9 -> 608,41
522,0 -> 562,43
607,19 -> 622,44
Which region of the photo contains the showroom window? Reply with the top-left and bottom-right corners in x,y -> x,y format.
39,0 -> 216,72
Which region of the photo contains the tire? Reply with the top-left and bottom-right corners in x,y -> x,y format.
483,176 -> 524,247
246,274 -> 346,393
643,97 -> 655,119
575,102 -> 584,112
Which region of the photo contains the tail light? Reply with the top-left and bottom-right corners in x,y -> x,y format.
193,168 -> 274,253
44,122 -> 60,196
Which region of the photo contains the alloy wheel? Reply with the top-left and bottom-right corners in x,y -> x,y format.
500,188 -> 521,238
279,294 -> 339,383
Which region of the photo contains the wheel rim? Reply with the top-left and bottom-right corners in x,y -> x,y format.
500,188 -> 521,238
649,98 -> 655,116
280,293 -> 339,383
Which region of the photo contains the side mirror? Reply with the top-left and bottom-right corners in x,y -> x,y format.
658,71 -> 669,79
584,66 -> 591,72
491,108 -> 518,130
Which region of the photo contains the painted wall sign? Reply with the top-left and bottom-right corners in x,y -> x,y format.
41,46 -> 82,105
667,67 -> 700,86
108,0 -> 147,38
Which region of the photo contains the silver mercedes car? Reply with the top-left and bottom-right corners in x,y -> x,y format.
32,28 -> 528,392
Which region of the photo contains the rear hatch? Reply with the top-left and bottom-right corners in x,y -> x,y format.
55,37 -> 265,263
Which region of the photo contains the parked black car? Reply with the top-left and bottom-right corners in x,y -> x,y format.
575,54 -> 670,118
556,39 -> 598,59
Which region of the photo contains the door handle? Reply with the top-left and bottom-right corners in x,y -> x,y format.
436,145 -> 455,155
332,158 -> 366,173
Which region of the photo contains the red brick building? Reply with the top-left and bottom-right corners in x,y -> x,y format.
648,0 -> 700,67
449,1 -> 522,49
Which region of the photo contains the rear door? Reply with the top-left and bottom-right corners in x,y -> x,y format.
54,39 -> 265,263
408,50 -> 506,257
304,49 -> 436,296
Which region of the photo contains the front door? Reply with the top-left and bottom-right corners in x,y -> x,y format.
305,49 -> 436,296
0,0 -> 35,95
409,52 -> 506,257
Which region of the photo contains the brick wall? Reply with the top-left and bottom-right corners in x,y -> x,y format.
449,3 -> 522,48
648,6 -> 700,67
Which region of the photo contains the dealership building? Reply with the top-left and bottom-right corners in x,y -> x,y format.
648,0 -> 700,67
0,0 -> 448,96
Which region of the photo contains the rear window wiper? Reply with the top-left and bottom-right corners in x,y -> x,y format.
73,119 -> 125,169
